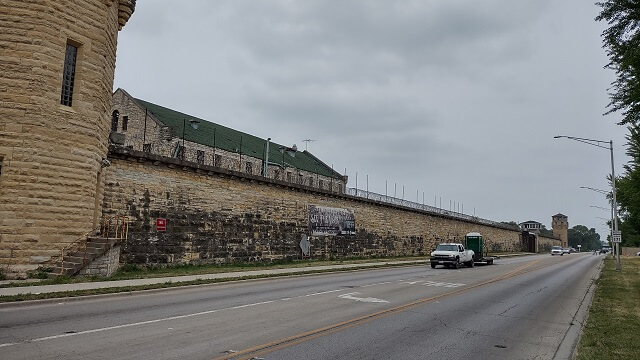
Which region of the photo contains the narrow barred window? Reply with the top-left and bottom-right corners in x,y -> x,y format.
245,162 -> 252,174
143,143 -> 152,153
197,150 -> 205,164
60,43 -> 78,106
111,110 -> 119,132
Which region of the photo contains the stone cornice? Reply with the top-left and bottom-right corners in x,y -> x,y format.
106,0 -> 136,30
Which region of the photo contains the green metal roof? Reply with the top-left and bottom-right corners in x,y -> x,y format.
133,97 -> 342,179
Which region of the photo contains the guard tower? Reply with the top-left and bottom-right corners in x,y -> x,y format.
0,1 -> 136,275
552,214 -> 569,248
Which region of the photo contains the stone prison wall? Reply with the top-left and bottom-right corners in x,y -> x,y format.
103,147 -> 556,266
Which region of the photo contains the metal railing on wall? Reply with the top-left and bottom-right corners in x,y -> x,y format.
346,187 -> 514,229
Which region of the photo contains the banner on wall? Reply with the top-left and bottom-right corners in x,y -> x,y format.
308,205 -> 355,236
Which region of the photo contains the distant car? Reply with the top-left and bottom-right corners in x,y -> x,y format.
636,251 -> 640,256
551,246 -> 563,256
562,248 -> 571,254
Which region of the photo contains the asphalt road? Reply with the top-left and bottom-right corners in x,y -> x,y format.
0,253 -> 602,360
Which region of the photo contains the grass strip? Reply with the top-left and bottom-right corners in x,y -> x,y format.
575,257 -> 640,360
0,262 -> 424,303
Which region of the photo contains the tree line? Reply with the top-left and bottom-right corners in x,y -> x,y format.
597,1 -> 640,247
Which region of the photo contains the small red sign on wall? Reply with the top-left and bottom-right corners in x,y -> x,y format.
156,218 -> 167,231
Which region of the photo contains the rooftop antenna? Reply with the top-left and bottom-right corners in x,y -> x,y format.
302,139 -> 316,151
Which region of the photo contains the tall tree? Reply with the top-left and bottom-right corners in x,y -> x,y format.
596,1 -> 640,126
568,225 -> 602,251
597,2 -> 640,246
613,126 -> 640,246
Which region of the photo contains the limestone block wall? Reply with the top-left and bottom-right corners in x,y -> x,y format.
537,236 -> 559,252
0,0 -> 135,273
103,148 -> 551,265
78,245 -> 121,276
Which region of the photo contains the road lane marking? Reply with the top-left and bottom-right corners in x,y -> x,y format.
1,287 -> 360,348
0,299 -> 277,348
302,289 -> 343,297
214,258 -> 551,360
422,281 -> 465,288
2,258 -> 551,350
399,280 -> 465,288
338,292 -> 389,303
360,281 -> 392,287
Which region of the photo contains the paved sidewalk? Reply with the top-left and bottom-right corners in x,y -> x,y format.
0,260 -> 429,297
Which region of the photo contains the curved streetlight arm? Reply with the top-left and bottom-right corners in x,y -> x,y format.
554,135 -> 611,150
556,135 -> 620,270
579,186 -> 610,195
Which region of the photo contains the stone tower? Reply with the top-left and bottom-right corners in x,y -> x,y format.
0,0 -> 135,274
552,213 -> 569,248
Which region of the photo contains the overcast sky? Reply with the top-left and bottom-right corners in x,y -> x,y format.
113,0 -> 630,240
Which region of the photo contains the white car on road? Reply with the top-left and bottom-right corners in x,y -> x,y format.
551,246 -> 563,256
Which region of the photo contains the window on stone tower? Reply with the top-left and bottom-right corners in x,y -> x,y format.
122,116 -> 128,131
60,42 -> 78,106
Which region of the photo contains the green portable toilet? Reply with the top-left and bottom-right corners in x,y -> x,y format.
465,232 -> 483,259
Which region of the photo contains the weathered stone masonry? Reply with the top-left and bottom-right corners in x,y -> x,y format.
0,0 -> 135,273
104,147 -> 560,264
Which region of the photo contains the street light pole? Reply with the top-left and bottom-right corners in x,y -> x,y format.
557,136 -> 621,270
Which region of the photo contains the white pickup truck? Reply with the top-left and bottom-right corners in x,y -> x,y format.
430,243 -> 475,269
